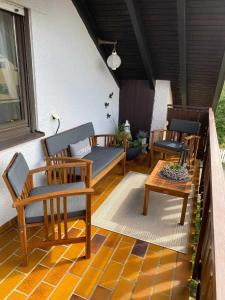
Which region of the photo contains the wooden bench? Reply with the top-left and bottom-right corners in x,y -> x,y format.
42,123 -> 127,187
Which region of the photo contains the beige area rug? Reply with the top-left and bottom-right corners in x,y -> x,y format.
92,171 -> 194,253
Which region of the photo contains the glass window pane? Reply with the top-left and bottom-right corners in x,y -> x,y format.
0,9 -> 22,125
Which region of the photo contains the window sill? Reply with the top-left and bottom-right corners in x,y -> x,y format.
0,130 -> 45,151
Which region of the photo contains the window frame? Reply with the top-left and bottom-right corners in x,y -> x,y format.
0,7 -> 44,150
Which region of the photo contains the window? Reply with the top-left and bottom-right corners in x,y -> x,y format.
0,4 -> 43,150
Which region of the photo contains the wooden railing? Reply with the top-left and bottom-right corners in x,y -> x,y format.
193,108 -> 225,300
166,105 -> 225,300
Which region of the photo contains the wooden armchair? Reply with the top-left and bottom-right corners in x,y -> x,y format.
149,119 -> 201,166
3,153 -> 94,266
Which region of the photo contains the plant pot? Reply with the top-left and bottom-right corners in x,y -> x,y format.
126,146 -> 142,160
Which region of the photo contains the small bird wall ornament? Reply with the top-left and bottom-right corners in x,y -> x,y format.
109,92 -> 113,98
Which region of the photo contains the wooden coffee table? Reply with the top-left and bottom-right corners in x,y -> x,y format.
143,160 -> 192,225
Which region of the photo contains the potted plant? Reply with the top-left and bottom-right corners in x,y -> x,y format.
159,162 -> 190,182
115,123 -> 132,145
126,138 -> 142,160
136,130 -> 148,145
115,124 -> 142,160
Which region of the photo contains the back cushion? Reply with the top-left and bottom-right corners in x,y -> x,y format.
45,122 -> 95,156
70,138 -> 91,158
7,153 -> 29,197
169,119 -> 201,134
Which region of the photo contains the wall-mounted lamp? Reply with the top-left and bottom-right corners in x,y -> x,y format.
51,113 -> 61,134
98,39 -> 121,70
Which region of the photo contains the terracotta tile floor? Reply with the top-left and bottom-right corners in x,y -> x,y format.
0,155 -> 197,299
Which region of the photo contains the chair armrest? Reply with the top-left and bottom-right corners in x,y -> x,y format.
92,134 -> 116,138
29,162 -> 91,175
13,187 -> 94,208
151,129 -> 167,133
184,135 -> 201,141
46,156 -> 93,164
91,134 -> 126,150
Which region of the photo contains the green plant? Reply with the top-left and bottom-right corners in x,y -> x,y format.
115,124 -> 141,148
136,130 -> 147,139
216,83 -> 225,148
170,162 -> 182,170
115,123 -> 131,146
128,139 -> 141,148
189,279 -> 198,298
188,196 -> 201,299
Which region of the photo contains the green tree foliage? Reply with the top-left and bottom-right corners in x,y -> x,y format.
216,84 -> 225,148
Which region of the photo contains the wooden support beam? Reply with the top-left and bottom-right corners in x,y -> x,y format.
125,0 -> 155,90
177,0 -> 187,106
212,51 -> 225,110
71,0 -> 120,87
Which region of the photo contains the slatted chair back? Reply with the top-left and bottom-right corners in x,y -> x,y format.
184,135 -> 200,167
89,134 -> 116,147
45,157 -> 88,185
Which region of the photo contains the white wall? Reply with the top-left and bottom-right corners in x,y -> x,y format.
150,80 -> 172,133
0,0 -> 119,225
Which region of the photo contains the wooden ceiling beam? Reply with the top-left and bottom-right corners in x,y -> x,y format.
177,0 -> 187,106
125,0 -> 155,90
212,51 -> 225,110
71,0 -> 120,87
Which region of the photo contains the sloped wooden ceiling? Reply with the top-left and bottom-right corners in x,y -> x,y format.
72,0 -> 225,108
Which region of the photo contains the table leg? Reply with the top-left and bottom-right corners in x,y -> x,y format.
180,194 -> 189,225
143,187 -> 149,215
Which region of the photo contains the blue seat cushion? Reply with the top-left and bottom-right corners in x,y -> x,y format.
25,182 -> 86,224
154,140 -> 184,152
84,146 -> 124,177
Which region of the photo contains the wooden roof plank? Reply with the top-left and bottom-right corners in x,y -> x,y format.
71,0 -> 120,87
125,0 -> 155,90
212,51 -> 225,110
177,0 -> 187,106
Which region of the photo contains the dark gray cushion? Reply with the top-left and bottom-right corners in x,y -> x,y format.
25,182 -> 86,224
45,123 -> 95,156
7,153 -> 29,197
169,119 -> 201,134
154,140 -> 184,152
84,146 -> 124,177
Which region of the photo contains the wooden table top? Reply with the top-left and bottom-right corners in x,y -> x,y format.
146,160 -> 192,195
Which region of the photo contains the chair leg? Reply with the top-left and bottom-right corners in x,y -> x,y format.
85,195 -> 91,259
20,228 -> 28,266
149,150 -> 154,167
122,157 -> 126,176
18,209 -> 28,266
